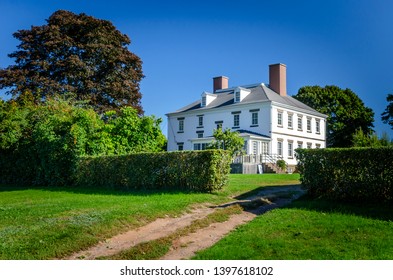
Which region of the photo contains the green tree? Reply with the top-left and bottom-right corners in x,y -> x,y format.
294,85 -> 374,147
353,128 -> 392,147
208,128 -> 244,157
381,93 -> 393,129
0,10 -> 144,113
104,107 -> 167,154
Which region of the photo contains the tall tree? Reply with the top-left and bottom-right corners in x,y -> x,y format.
0,10 -> 144,113
381,93 -> 393,129
294,85 -> 374,147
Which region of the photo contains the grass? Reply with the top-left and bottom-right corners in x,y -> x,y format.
193,196 -> 393,260
0,174 -> 299,260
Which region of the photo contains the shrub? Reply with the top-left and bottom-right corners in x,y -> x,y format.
74,150 -> 231,192
296,147 -> 393,202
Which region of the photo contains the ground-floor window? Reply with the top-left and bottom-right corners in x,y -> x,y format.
277,140 -> 283,156
193,143 -> 208,150
288,141 -> 293,158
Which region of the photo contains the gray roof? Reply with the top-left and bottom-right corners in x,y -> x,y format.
167,83 -> 326,118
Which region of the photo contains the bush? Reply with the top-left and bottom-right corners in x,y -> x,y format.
296,148 -> 393,202
74,150 -> 231,192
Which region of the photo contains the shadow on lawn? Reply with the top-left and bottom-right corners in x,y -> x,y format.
285,194 -> 393,222
0,183 -> 206,197
233,184 -> 393,222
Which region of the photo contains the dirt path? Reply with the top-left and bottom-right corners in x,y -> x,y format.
66,185 -> 305,260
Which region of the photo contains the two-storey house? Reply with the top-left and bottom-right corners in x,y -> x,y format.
166,63 -> 327,173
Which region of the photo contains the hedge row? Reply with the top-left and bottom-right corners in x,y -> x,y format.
0,148 -> 231,192
74,150 -> 231,192
296,147 -> 393,202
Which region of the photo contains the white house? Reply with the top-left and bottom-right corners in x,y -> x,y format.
166,63 -> 327,173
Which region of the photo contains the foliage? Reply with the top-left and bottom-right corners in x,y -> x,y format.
352,128 -> 392,147
0,10 -> 144,113
74,150 -> 232,192
103,107 -> 167,154
381,93 -> 393,129
296,148 -> 393,202
294,85 -> 375,147
0,98 -> 166,186
276,159 -> 287,171
208,128 -> 244,157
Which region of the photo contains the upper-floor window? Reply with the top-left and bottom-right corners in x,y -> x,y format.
277,111 -> 283,127
297,115 -> 303,131
233,114 -> 240,127
316,119 -> 321,134
288,114 -> 293,129
198,115 -> 203,127
197,131 -> 204,138
201,96 -> 206,107
215,121 -> 223,130
307,118 -> 312,132
252,112 -> 258,126
235,91 -> 240,103
178,118 -> 184,132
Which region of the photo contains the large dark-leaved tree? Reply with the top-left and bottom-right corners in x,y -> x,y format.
293,85 -> 374,147
0,10 -> 144,113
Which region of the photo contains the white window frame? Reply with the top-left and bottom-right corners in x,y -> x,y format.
307,118 -> 312,133
277,111 -> 283,127
198,115 -> 203,127
288,114 -> 293,129
298,115 -> 303,131
316,119 -> 320,134
277,140 -> 283,156
233,114 -> 240,127
178,119 -> 184,132
288,141 -> 294,158
252,112 -> 258,126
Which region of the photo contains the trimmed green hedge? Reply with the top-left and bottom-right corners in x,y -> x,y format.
296,148 -> 393,202
74,150 -> 231,192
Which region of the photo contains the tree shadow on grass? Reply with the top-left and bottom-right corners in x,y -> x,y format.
0,183 -> 210,197
284,194 -> 393,222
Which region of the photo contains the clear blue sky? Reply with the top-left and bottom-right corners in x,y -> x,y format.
1,0 -> 392,138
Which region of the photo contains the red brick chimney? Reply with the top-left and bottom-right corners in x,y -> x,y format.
269,63 -> 287,96
213,76 -> 229,92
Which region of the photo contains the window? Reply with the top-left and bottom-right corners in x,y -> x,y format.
307,142 -> 312,149
251,112 -> 258,126
201,96 -> 206,107
277,140 -> 283,156
316,119 -> 320,134
233,114 -> 240,127
316,144 -> 321,149
216,121 -> 223,129
235,91 -> 240,102
277,111 -> 283,126
307,118 -> 312,132
177,143 -> 184,151
288,114 -> 293,129
262,142 -> 269,154
178,118 -> 184,132
252,141 -> 258,155
194,143 -> 208,150
197,132 -> 203,138
297,115 -> 303,131
288,141 -> 293,158
198,115 -> 203,127
297,142 -> 303,149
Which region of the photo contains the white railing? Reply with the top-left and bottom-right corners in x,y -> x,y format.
232,153 -> 284,164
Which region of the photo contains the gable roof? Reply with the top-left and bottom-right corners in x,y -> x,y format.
167,83 -> 326,118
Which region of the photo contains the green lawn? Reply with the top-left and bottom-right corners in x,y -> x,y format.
193,196 -> 393,260
0,174 -> 299,259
